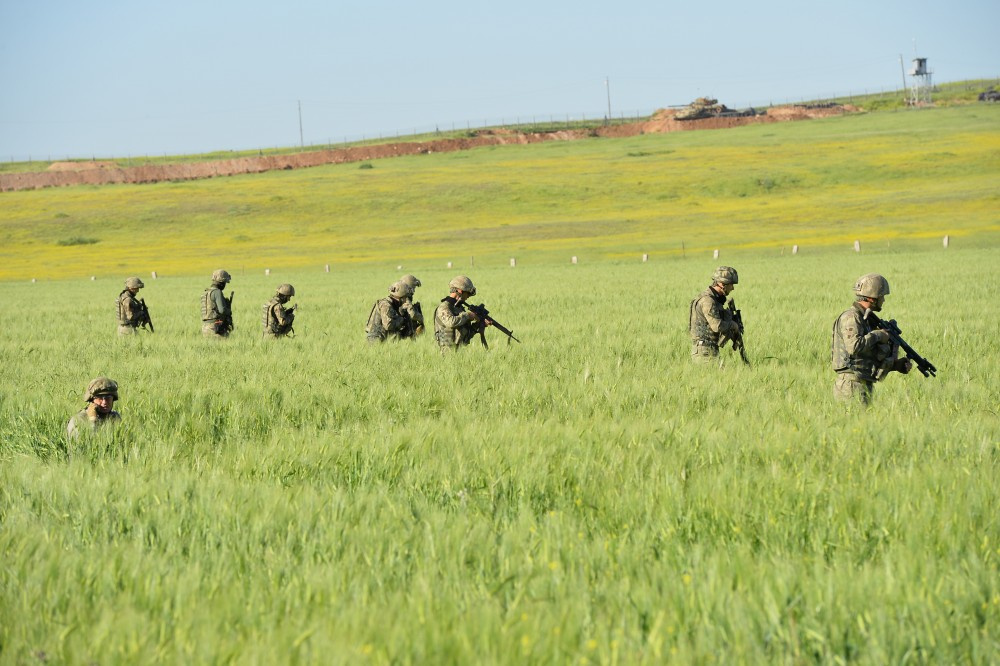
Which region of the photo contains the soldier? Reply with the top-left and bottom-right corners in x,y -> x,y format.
689,266 -> 742,363
263,283 -> 297,338
832,273 -> 912,405
201,269 -> 233,338
434,275 -> 487,353
116,276 -> 149,335
67,377 -> 122,440
399,274 -> 425,335
366,281 -> 418,342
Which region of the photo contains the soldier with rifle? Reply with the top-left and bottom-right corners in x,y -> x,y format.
398,274 -> 425,336
433,275 -> 519,353
263,283 -> 297,338
366,280 -> 416,343
434,275 -> 488,353
117,276 -> 153,335
689,266 -> 745,365
831,273 -> 935,405
201,269 -> 234,338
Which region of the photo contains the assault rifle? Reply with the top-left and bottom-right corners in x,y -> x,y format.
400,300 -> 424,338
725,298 -> 750,366
220,291 -> 235,334
867,312 -> 937,378
461,302 -> 521,349
138,298 -> 154,333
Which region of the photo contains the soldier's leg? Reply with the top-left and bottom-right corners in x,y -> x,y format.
834,374 -> 873,406
691,342 -> 718,364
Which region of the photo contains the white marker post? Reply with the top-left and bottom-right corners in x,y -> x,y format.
571,256 -> 578,264
642,253 -> 648,263
943,235 -> 950,249
854,240 -> 861,253
713,249 -> 719,259
792,245 -> 799,255
510,258 -> 516,267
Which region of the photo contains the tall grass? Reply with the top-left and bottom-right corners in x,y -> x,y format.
1,248 -> 997,663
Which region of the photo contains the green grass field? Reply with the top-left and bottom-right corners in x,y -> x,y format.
1,103 -> 998,664
1,249 -> 998,664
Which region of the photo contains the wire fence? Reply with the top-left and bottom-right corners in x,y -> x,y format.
7,78 -> 999,165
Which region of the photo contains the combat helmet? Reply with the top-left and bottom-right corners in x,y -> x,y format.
448,275 -> 476,296
211,269 -> 232,284
712,266 -> 739,285
389,281 -> 415,300
124,276 -> 144,290
400,274 -> 422,289
84,377 -> 119,402
854,273 -> 890,299
276,283 -> 295,297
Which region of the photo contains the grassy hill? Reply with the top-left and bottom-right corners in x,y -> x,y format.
0,104 -> 998,281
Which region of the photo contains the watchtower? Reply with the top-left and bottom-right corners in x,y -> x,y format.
908,57 -> 932,105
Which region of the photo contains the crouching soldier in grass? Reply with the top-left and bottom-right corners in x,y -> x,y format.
689,266 -> 741,364
434,275 -> 488,354
832,273 -> 912,406
263,283 -> 297,338
399,274 -> 425,335
366,281 -> 418,342
67,377 -> 122,440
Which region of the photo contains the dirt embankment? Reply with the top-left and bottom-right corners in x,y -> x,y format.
0,105 -> 856,192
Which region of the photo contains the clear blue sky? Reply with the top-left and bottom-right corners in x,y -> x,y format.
1,0 -> 997,161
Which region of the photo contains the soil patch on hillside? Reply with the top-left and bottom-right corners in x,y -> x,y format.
0,105 -> 856,192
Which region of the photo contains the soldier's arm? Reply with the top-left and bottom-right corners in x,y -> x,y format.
120,295 -> 137,322
435,304 -> 473,330
379,301 -> 408,332
212,289 -> 229,317
838,311 -> 882,357
274,303 -> 293,327
698,297 -> 735,335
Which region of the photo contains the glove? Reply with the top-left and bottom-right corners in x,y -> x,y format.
894,358 -> 912,374
871,329 -> 891,344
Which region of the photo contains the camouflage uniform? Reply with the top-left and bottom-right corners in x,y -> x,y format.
263,284 -> 296,338
201,270 -> 232,338
434,297 -> 477,352
116,277 -> 145,335
831,273 -> 909,405
67,377 -> 121,440
689,267 -> 740,362
399,275 -> 425,336
366,282 -> 417,342
831,304 -> 896,403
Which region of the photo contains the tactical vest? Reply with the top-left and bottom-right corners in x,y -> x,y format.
262,299 -> 293,336
202,287 -> 222,321
116,290 -> 133,326
831,307 -> 891,381
365,300 -> 384,341
689,289 -> 724,345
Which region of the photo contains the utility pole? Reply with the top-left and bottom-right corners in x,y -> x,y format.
899,55 -> 907,95
605,77 -> 612,121
298,100 -> 304,148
